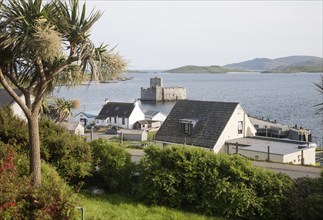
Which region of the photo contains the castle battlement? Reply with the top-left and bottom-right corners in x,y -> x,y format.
141,77 -> 186,101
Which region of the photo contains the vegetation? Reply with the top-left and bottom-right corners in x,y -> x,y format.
225,56 -> 323,72
1,105 -> 323,219
164,65 -> 243,73
0,0 -> 126,187
0,108 -> 93,183
89,139 -> 134,193
284,174 -> 323,220
77,192 -> 221,220
134,145 -> 294,219
0,143 -> 79,219
42,97 -> 80,122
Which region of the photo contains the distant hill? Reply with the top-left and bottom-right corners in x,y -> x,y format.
224,56 -> 323,72
163,65 -> 243,73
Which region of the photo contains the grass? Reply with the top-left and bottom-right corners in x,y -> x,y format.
76,192 -> 222,220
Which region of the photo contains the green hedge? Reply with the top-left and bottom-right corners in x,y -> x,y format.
89,138 -> 134,193
134,145 -> 293,219
284,175 -> 323,220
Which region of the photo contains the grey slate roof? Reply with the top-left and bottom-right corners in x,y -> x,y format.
144,110 -> 165,117
0,89 -> 23,108
74,111 -> 97,118
96,102 -> 135,120
155,100 -> 239,149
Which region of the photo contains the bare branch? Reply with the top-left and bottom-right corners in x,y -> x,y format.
0,68 -> 31,119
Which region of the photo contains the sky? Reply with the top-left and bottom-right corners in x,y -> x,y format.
85,0 -> 323,70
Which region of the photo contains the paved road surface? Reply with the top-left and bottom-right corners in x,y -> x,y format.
252,161 -> 322,178
127,149 -> 322,179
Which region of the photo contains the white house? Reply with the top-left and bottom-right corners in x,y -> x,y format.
72,111 -> 97,126
0,89 -> 30,121
95,100 -> 145,129
226,137 -> 317,165
155,100 -> 257,153
144,110 -> 167,123
58,122 -> 85,136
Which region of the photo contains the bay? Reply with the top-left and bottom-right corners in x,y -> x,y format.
53,72 -> 322,146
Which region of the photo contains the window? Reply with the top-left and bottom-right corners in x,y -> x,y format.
122,117 -> 125,125
238,121 -> 243,134
109,117 -> 111,122
179,119 -> 198,136
181,122 -> 193,135
114,117 -> 117,123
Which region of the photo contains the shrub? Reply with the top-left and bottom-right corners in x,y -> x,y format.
0,143 -> 78,219
0,107 -> 28,152
40,119 -> 92,183
0,111 -> 93,183
89,138 -> 134,193
284,175 -> 323,220
135,145 -> 293,219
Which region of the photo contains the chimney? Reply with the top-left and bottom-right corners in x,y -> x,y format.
134,99 -> 140,106
104,98 -> 110,104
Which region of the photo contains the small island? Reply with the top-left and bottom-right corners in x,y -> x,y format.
163,65 -> 243,73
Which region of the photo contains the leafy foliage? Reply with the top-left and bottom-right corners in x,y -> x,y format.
0,143 -> 78,219
40,119 -> 92,183
0,0 -> 127,187
89,138 -> 134,193
135,145 -> 293,219
42,97 -> 80,122
0,107 -> 28,151
0,108 -> 92,183
283,175 -> 323,220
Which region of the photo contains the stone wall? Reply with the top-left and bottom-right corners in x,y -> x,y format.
162,87 -> 186,101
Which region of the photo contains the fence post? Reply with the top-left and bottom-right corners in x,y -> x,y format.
301,150 -> 304,165
267,145 -> 270,161
235,142 -> 238,154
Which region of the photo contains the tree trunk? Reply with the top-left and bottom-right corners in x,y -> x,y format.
28,113 -> 41,187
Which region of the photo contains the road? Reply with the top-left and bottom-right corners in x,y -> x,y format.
127,149 -> 322,179
252,161 -> 322,178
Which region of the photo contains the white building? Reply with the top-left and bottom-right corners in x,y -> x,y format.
72,111 -> 97,126
144,110 -> 167,122
95,100 -> 145,129
226,137 -> 317,165
0,89 -> 31,121
58,122 -> 85,136
155,100 -> 257,153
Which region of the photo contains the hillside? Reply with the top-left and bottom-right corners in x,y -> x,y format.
224,55 -> 323,72
163,65 -> 242,73
263,57 -> 323,73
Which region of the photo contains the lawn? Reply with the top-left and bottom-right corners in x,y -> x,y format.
76,192 -> 222,220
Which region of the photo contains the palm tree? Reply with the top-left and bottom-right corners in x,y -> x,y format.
0,0 -> 126,187
51,98 -> 80,122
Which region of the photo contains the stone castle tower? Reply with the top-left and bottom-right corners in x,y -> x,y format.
141,77 -> 186,101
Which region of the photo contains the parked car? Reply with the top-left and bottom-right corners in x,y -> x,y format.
105,126 -> 119,135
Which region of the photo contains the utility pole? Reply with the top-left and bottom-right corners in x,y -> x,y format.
267,145 -> 270,161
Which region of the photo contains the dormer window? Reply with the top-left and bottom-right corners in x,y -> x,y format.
179,119 -> 199,136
